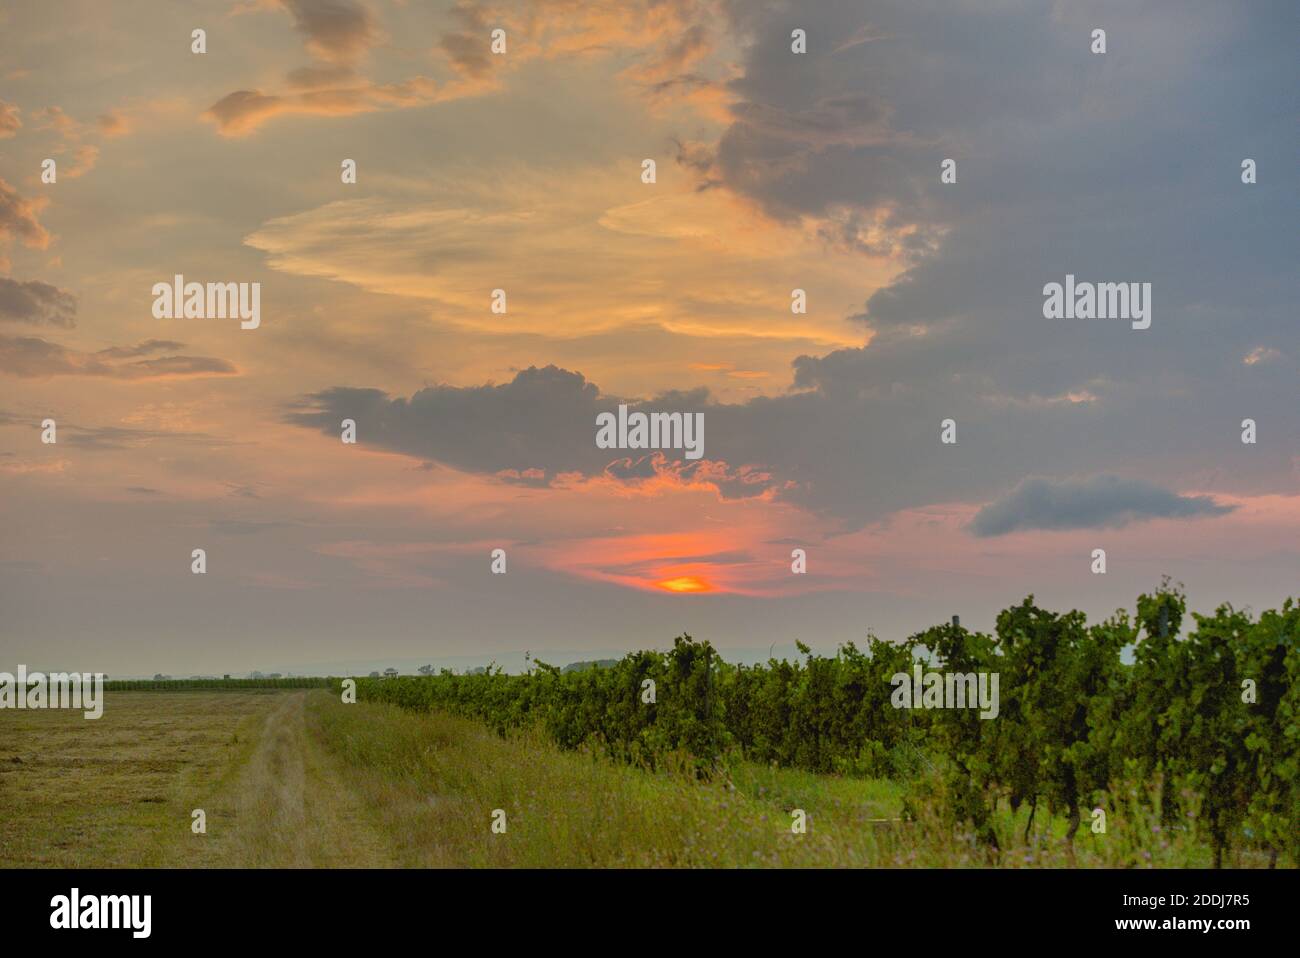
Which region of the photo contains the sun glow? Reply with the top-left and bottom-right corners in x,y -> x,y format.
656,575 -> 714,593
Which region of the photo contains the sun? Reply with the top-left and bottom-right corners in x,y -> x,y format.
656,575 -> 714,593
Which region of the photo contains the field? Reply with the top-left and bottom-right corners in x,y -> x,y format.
0,686 -> 1277,868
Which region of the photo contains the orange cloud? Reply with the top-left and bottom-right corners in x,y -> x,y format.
0,177 -> 51,260
206,0 -> 493,136
61,144 -> 100,179
26,102 -> 140,179
242,169 -> 889,366
0,99 -> 19,137
203,77 -> 442,136
209,0 -> 731,137
34,105 -> 78,136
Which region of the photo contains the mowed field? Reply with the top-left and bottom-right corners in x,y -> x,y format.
0,689 -> 1231,867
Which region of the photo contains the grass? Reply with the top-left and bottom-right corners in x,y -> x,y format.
310,688 -> 905,866
0,690 -> 272,866
0,689 -> 1278,867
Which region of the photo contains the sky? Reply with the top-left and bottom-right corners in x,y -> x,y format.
0,0 -> 1296,677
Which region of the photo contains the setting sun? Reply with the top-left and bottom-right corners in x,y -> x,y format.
656,576 -> 714,594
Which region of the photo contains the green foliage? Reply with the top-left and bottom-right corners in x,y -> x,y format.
340,588 -> 1298,865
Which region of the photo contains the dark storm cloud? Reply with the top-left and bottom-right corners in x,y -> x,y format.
287,329 -> 1292,533
702,0 -> 1298,521
288,1 -> 1296,532
285,366 -> 782,499
285,366 -> 607,477
969,475 -> 1235,537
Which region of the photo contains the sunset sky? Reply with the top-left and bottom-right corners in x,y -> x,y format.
1,0 -> 1296,676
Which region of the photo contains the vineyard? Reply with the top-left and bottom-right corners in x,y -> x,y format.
345,584 -> 1299,867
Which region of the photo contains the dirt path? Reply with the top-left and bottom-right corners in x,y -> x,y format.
195,691 -> 398,867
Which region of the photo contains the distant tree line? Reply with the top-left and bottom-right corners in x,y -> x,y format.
104,677 -> 331,691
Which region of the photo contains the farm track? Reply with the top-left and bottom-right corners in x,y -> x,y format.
197,691 -> 398,868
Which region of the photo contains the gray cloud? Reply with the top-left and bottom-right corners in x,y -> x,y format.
116,355 -> 238,377
440,31 -> 493,79
0,278 -> 77,327
281,0 -> 376,65
286,366 -> 605,477
969,475 -> 1235,537
286,366 -> 783,499
0,334 -> 236,380
93,339 -> 185,359
287,316 -> 1296,532
688,0 -> 1298,522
